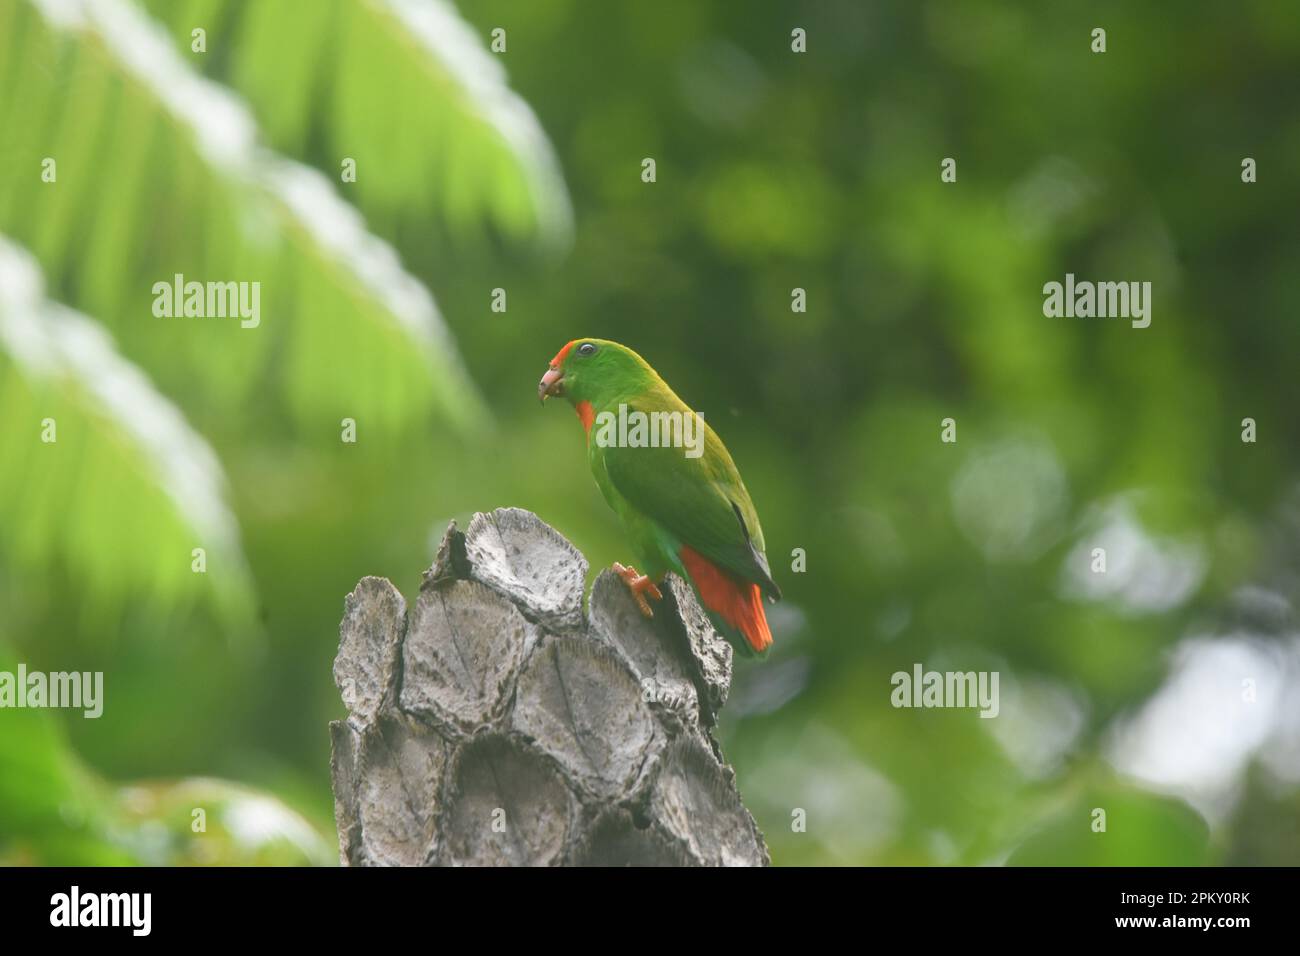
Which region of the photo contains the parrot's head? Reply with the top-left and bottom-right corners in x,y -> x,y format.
537,338 -> 651,407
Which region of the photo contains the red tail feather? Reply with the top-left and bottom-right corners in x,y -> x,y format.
679,545 -> 773,653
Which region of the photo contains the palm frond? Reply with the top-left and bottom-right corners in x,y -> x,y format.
0,0 -> 486,433
140,0 -> 573,250
0,235 -> 253,618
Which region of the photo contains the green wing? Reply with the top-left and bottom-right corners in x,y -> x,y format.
599,392 -> 780,599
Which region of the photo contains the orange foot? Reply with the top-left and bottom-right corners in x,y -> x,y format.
612,562 -> 663,618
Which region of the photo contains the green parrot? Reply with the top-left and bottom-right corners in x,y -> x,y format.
538,338 -> 780,657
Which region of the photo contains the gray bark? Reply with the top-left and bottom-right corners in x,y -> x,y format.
330,507 -> 770,866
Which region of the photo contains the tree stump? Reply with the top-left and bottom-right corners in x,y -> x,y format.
329,507 -> 770,866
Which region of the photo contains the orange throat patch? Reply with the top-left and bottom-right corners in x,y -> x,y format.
575,400 -> 595,436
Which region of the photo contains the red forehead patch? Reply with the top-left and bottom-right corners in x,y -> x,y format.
549,340 -> 578,368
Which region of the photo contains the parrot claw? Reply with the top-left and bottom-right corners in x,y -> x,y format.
612,562 -> 663,618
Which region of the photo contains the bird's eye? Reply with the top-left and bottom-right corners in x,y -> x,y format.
578,342 -> 597,356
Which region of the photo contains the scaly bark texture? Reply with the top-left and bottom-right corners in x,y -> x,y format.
329,507 -> 769,866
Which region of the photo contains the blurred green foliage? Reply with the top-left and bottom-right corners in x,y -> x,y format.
1,0 -> 1298,865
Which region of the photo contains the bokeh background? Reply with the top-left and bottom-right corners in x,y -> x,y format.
2,0 -> 1299,865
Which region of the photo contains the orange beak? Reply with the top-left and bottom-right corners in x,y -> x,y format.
538,365 -> 564,403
